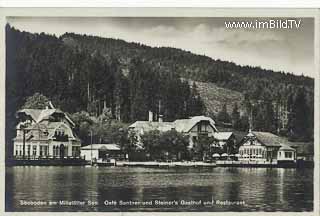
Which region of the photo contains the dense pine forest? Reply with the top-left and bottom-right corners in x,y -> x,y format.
6,24 -> 314,150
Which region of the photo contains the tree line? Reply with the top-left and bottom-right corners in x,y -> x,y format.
5,23 -> 314,158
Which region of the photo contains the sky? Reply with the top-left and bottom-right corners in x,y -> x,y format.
8,17 -> 315,78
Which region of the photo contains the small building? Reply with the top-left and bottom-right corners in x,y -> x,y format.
277,144 -> 296,162
238,130 -> 296,162
213,132 -> 234,148
13,104 -> 81,159
80,144 -> 121,161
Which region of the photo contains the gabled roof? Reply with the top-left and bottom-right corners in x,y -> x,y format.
240,131 -> 292,148
17,108 -> 75,126
129,116 -> 217,133
279,143 -> 295,151
129,121 -> 174,132
18,109 -> 43,122
214,132 -> 233,141
14,121 -> 79,142
81,144 -> 120,151
251,131 -> 282,147
174,116 -> 217,133
46,122 -> 77,140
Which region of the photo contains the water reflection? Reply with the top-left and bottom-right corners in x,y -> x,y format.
5,166 -> 313,212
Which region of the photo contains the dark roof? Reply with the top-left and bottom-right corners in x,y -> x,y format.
252,131 -> 282,147
216,127 -> 247,144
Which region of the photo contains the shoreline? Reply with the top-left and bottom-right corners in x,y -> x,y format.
6,159 -> 313,168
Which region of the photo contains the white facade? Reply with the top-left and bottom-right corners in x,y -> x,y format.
80,144 -> 121,161
13,108 -> 81,159
238,131 -> 296,162
81,149 -> 99,161
238,136 -> 268,161
277,147 -> 296,161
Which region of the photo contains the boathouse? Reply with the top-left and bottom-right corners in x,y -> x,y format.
80,144 -> 121,161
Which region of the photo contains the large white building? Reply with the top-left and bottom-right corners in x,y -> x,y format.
13,105 -> 81,159
129,112 -> 232,149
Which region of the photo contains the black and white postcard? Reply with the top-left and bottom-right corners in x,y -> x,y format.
1,7 -> 319,215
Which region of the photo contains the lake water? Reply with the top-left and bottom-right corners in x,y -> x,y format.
5,166 -> 313,212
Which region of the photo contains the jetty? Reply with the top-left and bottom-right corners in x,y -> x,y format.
116,161 -> 217,168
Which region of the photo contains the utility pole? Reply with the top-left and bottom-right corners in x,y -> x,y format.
22,129 -> 26,159
90,130 -> 93,166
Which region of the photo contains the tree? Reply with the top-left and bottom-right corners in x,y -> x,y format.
141,130 -> 161,160
22,92 -> 50,109
217,104 -> 231,123
222,136 -> 237,154
238,115 -> 249,132
187,82 -> 205,117
119,130 -> 139,160
70,111 -> 93,145
159,130 -> 189,161
193,134 -> 215,161
289,87 -> 312,141
98,106 -> 113,123
231,102 -> 241,129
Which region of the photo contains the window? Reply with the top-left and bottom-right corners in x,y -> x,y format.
285,152 -> 292,158
40,146 -> 48,157
54,146 -> 60,156
40,146 -> 43,157
27,145 -> 31,156
197,121 -> 209,133
279,152 -> 281,156
65,146 -> 68,157
32,146 -> 37,156
72,146 -> 80,157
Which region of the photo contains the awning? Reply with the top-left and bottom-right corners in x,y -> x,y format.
212,153 -> 220,157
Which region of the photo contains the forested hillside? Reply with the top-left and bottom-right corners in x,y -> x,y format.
6,24 -> 314,145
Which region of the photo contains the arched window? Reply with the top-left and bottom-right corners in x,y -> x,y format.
56,146 -> 60,156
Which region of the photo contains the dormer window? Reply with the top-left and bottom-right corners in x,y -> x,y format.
197,120 -> 209,133
54,128 -> 68,141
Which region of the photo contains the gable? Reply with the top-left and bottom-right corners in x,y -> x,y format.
189,120 -> 216,133
174,116 -> 217,133
48,122 -> 76,140
17,108 -> 75,127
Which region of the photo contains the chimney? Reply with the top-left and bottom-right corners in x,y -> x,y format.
148,111 -> 153,122
159,114 -> 163,123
